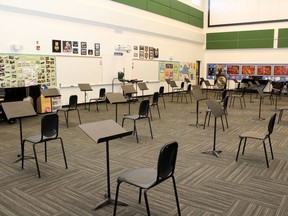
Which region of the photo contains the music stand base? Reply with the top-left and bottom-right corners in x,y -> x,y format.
202,150 -> 222,158
189,123 -> 204,128
93,195 -> 128,211
252,117 -> 265,121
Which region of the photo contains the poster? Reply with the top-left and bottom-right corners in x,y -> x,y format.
0,54 -> 56,88
159,60 -> 180,81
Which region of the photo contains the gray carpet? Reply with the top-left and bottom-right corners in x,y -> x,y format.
1,91 -> 288,216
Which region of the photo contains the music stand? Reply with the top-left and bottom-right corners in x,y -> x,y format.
184,77 -> 191,83
2,101 -> 37,163
137,82 -> 149,99
106,93 -> 127,123
41,88 -> 61,111
122,85 -> 137,114
79,120 -> 133,211
78,83 -> 93,109
189,88 -> 206,128
169,80 -> 181,102
202,99 -> 225,157
165,78 -> 171,93
253,87 -> 268,121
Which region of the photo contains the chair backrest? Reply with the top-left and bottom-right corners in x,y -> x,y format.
156,141 -> 178,183
221,89 -> 228,101
187,84 -> 192,93
41,113 -> 59,139
159,86 -> 164,95
99,88 -> 106,98
180,82 -> 184,89
138,100 -> 150,117
152,92 -> 159,104
267,113 -> 277,135
69,95 -> 78,109
241,87 -> 246,96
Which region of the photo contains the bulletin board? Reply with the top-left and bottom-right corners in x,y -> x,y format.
132,59 -> 159,82
56,55 -> 103,87
0,54 -> 56,88
159,60 -> 180,81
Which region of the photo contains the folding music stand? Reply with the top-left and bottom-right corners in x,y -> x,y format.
189,88 -> 206,128
106,93 -> 127,123
2,101 -> 37,163
202,99 -> 225,157
79,120 -> 133,211
165,78 -> 171,93
121,85 -> 137,114
78,83 -> 93,109
253,87 -> 269,121
169,80 -> 181,102
137,82 -> 149,99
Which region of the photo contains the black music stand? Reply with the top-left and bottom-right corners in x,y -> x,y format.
78,83 -> 93,109
202,99 -> 225,158
79,120 -> 133,211
165,78 -> 171,93
253,87 -> 268,121
137,82 -> 149,99
169,80 -> 180,102
122,85 -> 137,114
2,101 -> 37,163
189,88 -> 206,128
106,93 -> 127,123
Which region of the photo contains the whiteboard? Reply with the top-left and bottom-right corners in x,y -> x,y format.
56,56 -> 102,87
132,59 -> 159,82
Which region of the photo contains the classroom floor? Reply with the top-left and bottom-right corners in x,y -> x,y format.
1,91 -> 288,216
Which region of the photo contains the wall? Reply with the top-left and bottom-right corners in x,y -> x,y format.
203,0 -> 288,88
0,0 -> 205,105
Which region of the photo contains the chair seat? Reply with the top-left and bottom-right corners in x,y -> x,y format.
123,114 -> 144,120
25,135 -> 57,143
118,168 -> 157,188
239,131 -> 268,140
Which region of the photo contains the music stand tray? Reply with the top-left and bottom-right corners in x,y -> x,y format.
78,83 -> 93,109
79,120 -> 133,211
41,88 -> 61,97
106,93 -> 127,122
202,99 -> 225,157
2,101 -> 37,163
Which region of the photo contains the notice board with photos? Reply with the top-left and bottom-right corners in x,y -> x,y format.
0,54 -> 56,88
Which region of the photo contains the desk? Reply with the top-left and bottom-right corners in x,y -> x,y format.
79,120 -> 133,211
78,83 -> 93,109
106,93 -> 127,122
2,101 -> 37,164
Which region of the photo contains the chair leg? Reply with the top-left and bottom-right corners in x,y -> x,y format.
236,138 -> 243,161
149,106 -> 153,121
59,137 -> 68,169
105,101 -> 108,111
113,182 -> 121,216
33,144 -> 41,178
239,98 -> 243,109
148,118 -> 153,139
278,109 -> 283,123
268,136 -> 274,160
96,100 -> 99,112
134,120 -> 139,143
21,140 -> 25,169
44,141 -> 47,162
189,94 -> 192,103
243,97 -> 246,108
157,105 -> 161,119
242,138 -> 247,155
65,111 -> 69,128
172,176 -> 181,216
77,110 -> 81,125
144,189 -> 151,216
225,114 -> 229,128
263,141 -> 269,168
138,188 -> 142,204
162,96 -> 166,109
203,111 -> 208,130
208,111 -> 211,126
220,116 -> 225,132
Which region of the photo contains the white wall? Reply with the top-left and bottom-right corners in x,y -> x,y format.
203,0 -> 288,88
0,0 -> 205,105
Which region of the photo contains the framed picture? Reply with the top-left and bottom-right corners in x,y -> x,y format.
73,41 -> 78,47
88,49 -> 93,55
81,49 -> 87,55
52,40 -> 61,53
62,41 -> 72,53
81,42 -> 87,49
94,43 -> 100,50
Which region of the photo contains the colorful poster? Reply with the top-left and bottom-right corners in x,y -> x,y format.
0,54 -> 56,88
274,66 -> 288,76
180,62 -> 195,80
242,65 -> 255,75
257,65 -> 271,75
227,65 -> 240,74
159,61 -> 180,81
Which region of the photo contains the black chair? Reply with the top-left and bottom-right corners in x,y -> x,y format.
57,95 -> 81,128
229,87 -> 246,109
150,92 -> 161,120
113,141 -> 181,216
217,89 -> 228,104
122,100 -> 153,143
22,113 -> 68,178
158,86 -> 166,109
88,88 -> 108,112
177,83 -> 192,103
236,113 -> 277,168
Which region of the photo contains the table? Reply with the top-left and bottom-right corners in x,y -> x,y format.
2,101 -> 37,164
78,83 -> 93,109
79,120 -> 133,211
106,93 -> 127,122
